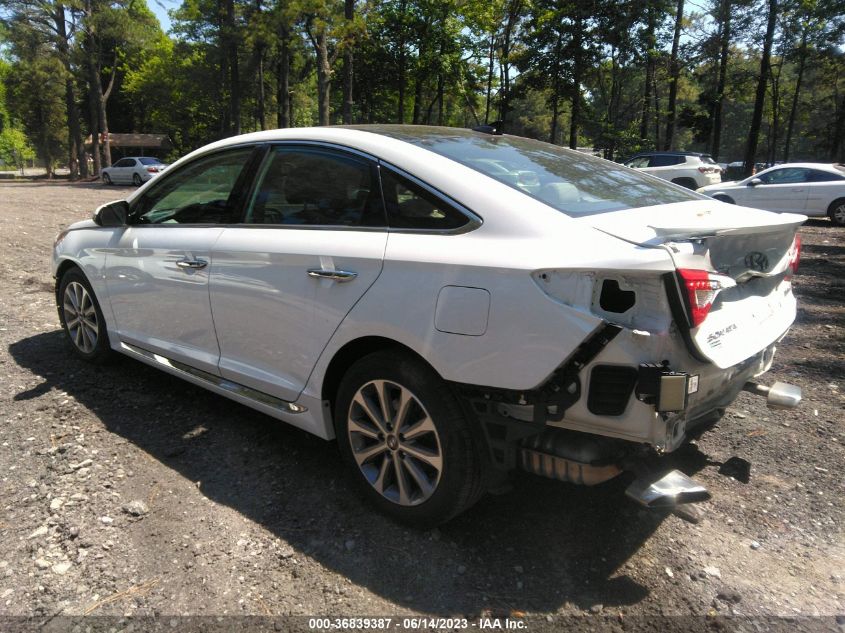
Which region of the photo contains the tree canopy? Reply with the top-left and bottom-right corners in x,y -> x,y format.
1,0 -> 843,177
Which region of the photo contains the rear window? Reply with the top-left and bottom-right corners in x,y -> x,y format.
139,157 -> 164,165
363,126 -> 701,217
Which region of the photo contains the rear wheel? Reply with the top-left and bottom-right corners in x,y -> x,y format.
828,198 -> 845,227
102,173 -> 112,185
133,173 -> 142,186
334,350 -> 485,526
57,268 -> 114,363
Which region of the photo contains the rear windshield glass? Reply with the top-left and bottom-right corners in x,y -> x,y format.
139,157 -> 164,165
357,126 -> 702,216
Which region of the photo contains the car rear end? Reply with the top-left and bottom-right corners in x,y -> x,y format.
689,154 -> 722,188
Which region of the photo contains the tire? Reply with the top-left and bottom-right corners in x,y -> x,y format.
57,267 -> 114,364
714,194 -> 735,204
334,350 -> 485,526
671,177 -> 697,190
828,198 -> 845,227
133,173 -> 142,186
102,173 -> 112,185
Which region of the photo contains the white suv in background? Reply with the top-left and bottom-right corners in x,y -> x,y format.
624,151 -> 722,190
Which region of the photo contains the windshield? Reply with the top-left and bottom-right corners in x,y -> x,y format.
355,125 -> 703,216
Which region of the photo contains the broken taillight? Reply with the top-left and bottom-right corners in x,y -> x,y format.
677,269 -> 735,328
788,234 -> 801,276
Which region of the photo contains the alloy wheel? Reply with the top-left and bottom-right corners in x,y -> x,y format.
834,203 -> 845,225
63,281 -> 99,354
347,379 -> 443,506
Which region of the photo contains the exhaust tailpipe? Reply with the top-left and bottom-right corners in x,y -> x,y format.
625,469 -> 711,508
742,381 -> 802,409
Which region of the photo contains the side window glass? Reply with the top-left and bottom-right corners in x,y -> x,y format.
761,168 -> 808,184
133,148 -> 253,225
808,169 -> 845,182
245,148 -> 384,227
626,157 -> 650,168
649,155 -> 678,167
380,168 -> 471,231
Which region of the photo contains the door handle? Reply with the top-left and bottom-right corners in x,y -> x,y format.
307,269 -> 358,282
176,258 -> 208,269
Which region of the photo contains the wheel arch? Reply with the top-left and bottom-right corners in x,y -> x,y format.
54,258 -> 83,298
320,336 -> 439,416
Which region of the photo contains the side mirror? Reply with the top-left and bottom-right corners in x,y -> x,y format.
748,178 -> 762,187
93,200 -> 129,227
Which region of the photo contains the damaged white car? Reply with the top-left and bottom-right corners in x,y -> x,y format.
52,125 -> 804,525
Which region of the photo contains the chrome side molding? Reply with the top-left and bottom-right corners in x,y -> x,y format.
119,342 -> 307,414
742,380 -> 802,409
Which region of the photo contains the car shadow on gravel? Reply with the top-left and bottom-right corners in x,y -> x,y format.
9,331 -> 716,616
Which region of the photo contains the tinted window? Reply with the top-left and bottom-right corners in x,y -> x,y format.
759,168 -> 810,184
625,156 -> 650,168
139,157 -> 164,165
359,126 -> 699,216
132,148 -> 253,224
649,154 -> 683,167
380,169 -> 470,230
114,159 -> 135,168
807,169 -> 845,182
245,148 -> 384,227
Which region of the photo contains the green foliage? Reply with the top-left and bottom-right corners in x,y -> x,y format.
0,126 -> 36,172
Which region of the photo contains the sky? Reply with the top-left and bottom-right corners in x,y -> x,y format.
148,0 -> 174,33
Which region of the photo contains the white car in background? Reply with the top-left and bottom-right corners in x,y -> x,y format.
623,151 -> 722,190
53,126 -> 803,525
698,163 -> 845,226
101,157 -> 168,186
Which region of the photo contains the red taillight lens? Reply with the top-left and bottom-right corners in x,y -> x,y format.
678,269 -> 723,327
698,166 -> 718,174
789,234 -> 801,274
146,167 -> 158,173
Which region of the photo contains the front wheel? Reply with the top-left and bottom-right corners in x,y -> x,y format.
57,268 -> 114,363
828,198 -> 845,227
334,350 -> 486,526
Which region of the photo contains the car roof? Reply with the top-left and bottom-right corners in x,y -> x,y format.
627,151 -> 712,157
761,162 -> 841,171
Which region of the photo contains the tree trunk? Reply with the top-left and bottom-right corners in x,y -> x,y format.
412,20 -> 429,124
257,52 -> 266,130
485,32 -> 494,123
664,0 -> 685,150
343,0 -> 354,124
498,0 -> 521,126
639,3 -> 656,145
313,29 -> 331,126
225,0 -> 240,135
783,29 -> 807,162
569,15 -> 583,150
276,33 -> 290,128
83,0 -> 101,177
743,0 -> 777,177
54,4 -> 87,178
710,0 -> 731,160
831,92 -> 845,161
397,0 -> 406,123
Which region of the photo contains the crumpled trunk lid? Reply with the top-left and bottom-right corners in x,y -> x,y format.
578,200 -> 805,368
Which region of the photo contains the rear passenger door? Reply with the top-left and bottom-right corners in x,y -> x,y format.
209,144 -> 388,403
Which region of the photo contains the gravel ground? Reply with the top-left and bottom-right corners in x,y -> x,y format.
0,181 -> 843,629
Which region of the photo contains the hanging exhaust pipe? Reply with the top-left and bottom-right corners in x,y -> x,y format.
625,469 -> 711,508
742,381 -> 802,409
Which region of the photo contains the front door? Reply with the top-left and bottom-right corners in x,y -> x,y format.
210,145 -> 388,402
104,146 -> 257,374
746,167 -> 810,213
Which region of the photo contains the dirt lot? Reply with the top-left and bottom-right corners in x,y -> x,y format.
0,181 -> 843,629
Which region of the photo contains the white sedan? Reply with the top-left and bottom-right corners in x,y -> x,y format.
53,126 -> 804,524
697,162 -> 845,226
101,156 -> 167,186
